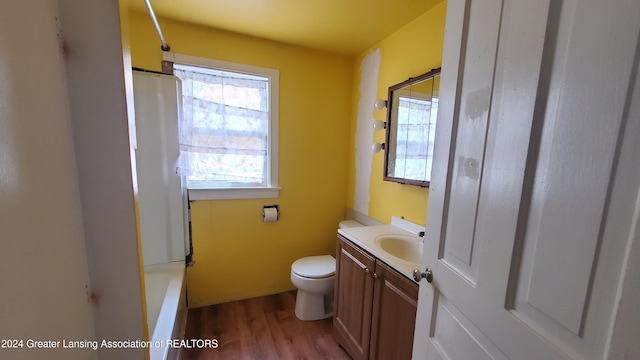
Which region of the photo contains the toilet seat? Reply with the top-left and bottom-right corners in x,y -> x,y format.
292,255 -> 335,279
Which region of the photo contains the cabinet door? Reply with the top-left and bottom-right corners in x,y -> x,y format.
334,236 -> 376,360
369,260 -> 419,360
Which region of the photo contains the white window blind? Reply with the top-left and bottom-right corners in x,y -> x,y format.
175,65 -> 269,186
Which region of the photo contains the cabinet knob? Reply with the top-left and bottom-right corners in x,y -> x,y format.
365,268 -> 370,275
413,268 -> 433,283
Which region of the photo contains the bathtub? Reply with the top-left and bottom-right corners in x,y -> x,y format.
144,262 -> 187,360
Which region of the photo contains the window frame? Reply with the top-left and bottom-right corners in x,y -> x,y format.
163,52 -> 280,200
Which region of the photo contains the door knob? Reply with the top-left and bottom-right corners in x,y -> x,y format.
413,268 -> 433,283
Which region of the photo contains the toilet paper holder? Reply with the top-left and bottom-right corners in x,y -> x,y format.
262,204 -> 280,222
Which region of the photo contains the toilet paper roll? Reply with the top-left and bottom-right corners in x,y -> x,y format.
263,207 -> 279,222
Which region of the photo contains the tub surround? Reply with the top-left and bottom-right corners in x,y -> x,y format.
133,70 -> 189,359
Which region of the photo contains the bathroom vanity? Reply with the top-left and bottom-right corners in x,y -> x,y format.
333,219 -> 423,360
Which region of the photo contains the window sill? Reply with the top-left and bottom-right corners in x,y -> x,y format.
187,187 -> 281,200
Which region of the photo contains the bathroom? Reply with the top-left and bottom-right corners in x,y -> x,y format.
127,1 -> 444,314
126,1 -> 445,358
1,1 -> 443,358
3,0 -> 640,359
127,0 -> 640,357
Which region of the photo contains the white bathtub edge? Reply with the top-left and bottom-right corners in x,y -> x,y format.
148,263 -> 186,360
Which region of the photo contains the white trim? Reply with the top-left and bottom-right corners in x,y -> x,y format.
188,187 -> 281,200
174,63 -> 267,82
164,52 -> 280,197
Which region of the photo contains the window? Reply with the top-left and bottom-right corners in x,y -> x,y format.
164,53 -> 279,200
396,96 -> 437,181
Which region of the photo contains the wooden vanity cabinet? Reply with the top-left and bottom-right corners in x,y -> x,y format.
334,234 -> 419,360
368,259 -> 419,360
333,234 -> 376,360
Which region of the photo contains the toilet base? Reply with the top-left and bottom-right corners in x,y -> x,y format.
294,290 -> 333,321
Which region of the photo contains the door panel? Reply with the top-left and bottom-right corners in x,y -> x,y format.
511,0 -> 637,338
443,0 -> 503,284
413,0 -> 640,359
334,237 -> 376,360
432,294 -> 508,360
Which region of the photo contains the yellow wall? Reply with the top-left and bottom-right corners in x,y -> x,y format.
347,2 -> 447,226
128,12 -> 353,307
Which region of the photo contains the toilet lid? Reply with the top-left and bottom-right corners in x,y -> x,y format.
292,255 -> 336,278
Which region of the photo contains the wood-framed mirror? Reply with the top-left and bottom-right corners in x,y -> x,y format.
384,68 -> 440,187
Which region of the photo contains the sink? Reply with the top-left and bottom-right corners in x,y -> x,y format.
374,235 -> 423,264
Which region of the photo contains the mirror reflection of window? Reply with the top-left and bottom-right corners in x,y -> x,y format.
384,69 -> 440,187
396,94 -> 433,180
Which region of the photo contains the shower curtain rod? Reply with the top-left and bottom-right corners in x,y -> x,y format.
144,0 -> 170,51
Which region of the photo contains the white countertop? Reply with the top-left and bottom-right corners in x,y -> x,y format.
337,217 -> 424,281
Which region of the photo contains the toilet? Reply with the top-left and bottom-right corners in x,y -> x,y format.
290,219 -> 363,321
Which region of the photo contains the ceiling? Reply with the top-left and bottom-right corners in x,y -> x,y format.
127,0 -> 444,56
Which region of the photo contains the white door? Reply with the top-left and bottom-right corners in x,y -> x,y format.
412,0 -> 640,359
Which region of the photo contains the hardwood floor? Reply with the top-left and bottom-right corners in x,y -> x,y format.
181,290 -> 351,360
